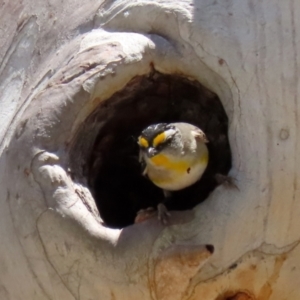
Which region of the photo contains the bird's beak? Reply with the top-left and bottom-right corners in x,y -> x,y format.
147,147 -> 157,157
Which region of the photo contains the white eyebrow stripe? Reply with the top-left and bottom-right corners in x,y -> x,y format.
164,129 -> 176,139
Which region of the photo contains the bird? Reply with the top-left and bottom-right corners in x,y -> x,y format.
137,122 -> 209,223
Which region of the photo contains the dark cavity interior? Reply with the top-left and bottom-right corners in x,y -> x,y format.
86,72 -> 231,228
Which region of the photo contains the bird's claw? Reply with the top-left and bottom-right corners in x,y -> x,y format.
135,204 -> 171,224
135,207 -> 157,223
215,173 -> 239,190
157,203 -> 171,224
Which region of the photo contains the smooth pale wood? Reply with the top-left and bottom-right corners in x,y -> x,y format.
0,0 -> 300,299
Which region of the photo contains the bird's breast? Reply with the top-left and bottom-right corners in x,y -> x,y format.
149,153 -> 189,172
146,151 -> 208,191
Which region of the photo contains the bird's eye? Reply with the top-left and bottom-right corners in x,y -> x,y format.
156,143 -> 165,151
138,136 -> 149,148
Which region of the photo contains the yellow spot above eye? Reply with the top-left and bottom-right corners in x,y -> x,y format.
153,132 -> 166,148
138,136 -> 149,148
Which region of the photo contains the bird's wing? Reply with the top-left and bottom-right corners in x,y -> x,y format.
191,127 -> 209,143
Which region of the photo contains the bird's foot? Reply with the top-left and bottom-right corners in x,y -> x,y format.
215,173 -> 239,190
157,203 -> 171,224
134,204 -> 171,224
163,190 -> 172,198
135,207 -> 157,223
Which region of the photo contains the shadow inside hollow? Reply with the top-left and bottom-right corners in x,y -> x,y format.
86,72 -> 231,228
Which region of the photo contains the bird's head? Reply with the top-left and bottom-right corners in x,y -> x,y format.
137,123 -> 177,158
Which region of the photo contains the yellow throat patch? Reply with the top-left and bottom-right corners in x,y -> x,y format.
150,152 -> 208,173
150,154 -> 189,173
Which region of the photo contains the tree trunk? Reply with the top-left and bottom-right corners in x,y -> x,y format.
0,1 -> 299,299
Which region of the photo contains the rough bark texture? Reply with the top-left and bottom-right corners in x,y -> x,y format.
1,0 -> 300,300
